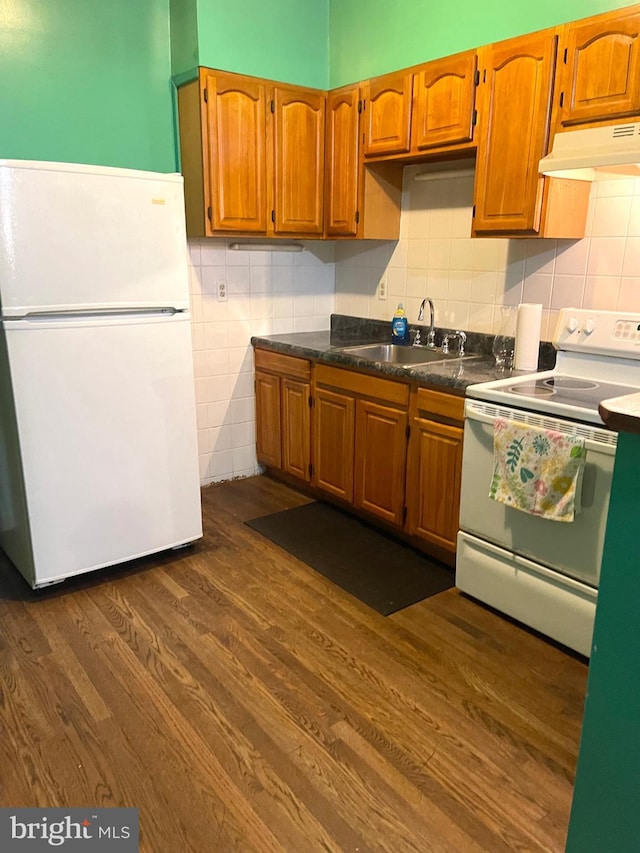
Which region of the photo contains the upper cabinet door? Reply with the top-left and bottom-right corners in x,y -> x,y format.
473,31 -> 557,234
557,8 -> 640,128
362,71 -> 413,157
272,85 -> 326,235
202,70 -> 268,233
325,85 -> 361,237
411,51 -> 478,150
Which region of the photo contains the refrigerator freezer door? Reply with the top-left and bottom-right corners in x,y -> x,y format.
0,312 -> 202,587
0,160 -> 190,316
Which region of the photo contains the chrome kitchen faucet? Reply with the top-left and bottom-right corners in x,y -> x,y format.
442,330 -> 467,357
415,297 -> 436,348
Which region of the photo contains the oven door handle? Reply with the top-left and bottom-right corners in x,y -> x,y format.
464,400 -> 499,425
463,399 -> 617,454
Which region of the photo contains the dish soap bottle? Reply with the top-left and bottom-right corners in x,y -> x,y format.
391,303 -> 409,344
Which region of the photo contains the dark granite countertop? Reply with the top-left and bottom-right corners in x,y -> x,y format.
251,314 -> 556,394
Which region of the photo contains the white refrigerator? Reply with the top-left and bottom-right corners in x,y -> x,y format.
0,159 -> 203,588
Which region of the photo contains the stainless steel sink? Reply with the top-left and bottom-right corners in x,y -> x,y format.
337,343 -> 469,366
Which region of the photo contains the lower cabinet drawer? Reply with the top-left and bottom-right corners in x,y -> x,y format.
414,386 -> 464,422
315,363 -> 409,407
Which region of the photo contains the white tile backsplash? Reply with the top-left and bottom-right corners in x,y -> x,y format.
587,237 -> 626,277
591,194 -> 632,237
619,277 -> 640,310
622,237 -> 640,277
188,241 -> 335,485
334,164 -> 640,340
629,197 -> 640,236
188,168 -> 640,486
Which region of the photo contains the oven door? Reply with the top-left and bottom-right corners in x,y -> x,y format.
458,399 -> 616,587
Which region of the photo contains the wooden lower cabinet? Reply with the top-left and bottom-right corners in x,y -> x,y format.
255,370 -> 282,468
313,364 -> 409,527
311,366 -> 465,555
281,378 -> 311,480
354,399 -> 408,526
405,418 -> 463,551
255,352 -> 466,560
254,348 -> 311,483
405,387 -> 465,555
313,387 -> 355,501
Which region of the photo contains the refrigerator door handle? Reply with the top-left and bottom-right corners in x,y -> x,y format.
5,307 -> 187,322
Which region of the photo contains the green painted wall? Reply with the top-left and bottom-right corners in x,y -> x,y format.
170,0 -> 200,76
329,0 -> 634,86
195,0 -> 329,88
0,0 -> 176,172
1,1 -> 636,171
565,431 -> 640,852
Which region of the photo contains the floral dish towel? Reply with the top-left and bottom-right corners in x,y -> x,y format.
489,418 -> 586,522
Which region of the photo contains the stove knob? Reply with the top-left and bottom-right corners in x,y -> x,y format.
567,316 -> 578,333
584,319 -> 596,335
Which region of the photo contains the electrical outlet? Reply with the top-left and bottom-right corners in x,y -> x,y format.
378,276 -> 387,301
216,280 -> 228,302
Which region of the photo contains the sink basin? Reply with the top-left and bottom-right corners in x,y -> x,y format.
338,343 -> 469,366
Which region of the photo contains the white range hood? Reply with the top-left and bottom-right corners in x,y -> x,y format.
538,122 -> 640,181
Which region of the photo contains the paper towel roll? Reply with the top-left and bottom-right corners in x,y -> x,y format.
514,303 -> 543,371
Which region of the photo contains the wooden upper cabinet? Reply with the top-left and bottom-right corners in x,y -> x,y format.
360,54 -> 478,161
362,71 -> 413,157
202,70 -> 268,233
325,85 -> 361,236
177,69 -> 325,238
556,6 -> 640,129
411,50 -> 478,151
272,85 -> 326,235
325,84 -> 403,240
473,31 -> 558,234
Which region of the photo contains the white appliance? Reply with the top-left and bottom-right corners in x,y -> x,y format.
538,121 -> 640,181
0,160 -> 202,589
456,308 -> 640,657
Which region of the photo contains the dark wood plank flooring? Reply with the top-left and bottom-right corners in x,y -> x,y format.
0,475 -> 588,852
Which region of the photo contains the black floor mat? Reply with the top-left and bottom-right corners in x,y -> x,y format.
245,501 -> 453,616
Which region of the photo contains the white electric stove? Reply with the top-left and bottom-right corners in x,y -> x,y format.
466,308 -> 640,424
456,309 -> 640,657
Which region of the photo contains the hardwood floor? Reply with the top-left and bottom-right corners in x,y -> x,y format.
0,475 -> 588,852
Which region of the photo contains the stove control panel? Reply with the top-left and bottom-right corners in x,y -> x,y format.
613,319 -> 640,341
554,309 -> 640,358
